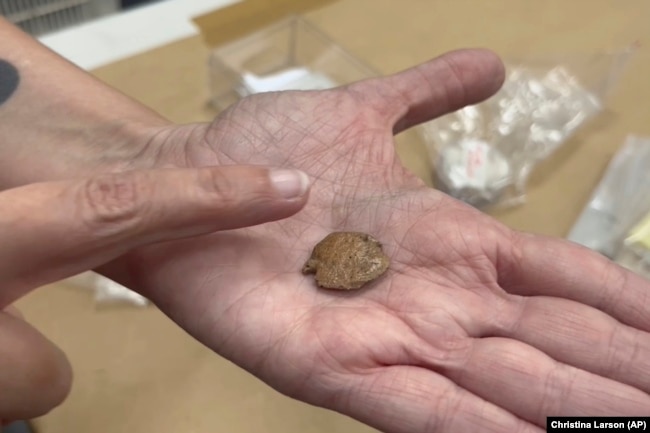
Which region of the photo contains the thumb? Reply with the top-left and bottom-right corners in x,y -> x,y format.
0,309 -> 71,422
0,165 -> 311,307
349,48 -> 505,133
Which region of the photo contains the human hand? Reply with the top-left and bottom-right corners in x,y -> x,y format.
0,165 -> 310,424
101,49 -> 650,432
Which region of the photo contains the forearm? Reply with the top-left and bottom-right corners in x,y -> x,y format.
0,17 -> 171,189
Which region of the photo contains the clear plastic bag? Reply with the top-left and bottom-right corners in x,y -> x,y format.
615,212 -> 650,279
598,136 -> 650,277
418,47 -> 634,209
208,16 -> 378,110
567,135 -> 650,259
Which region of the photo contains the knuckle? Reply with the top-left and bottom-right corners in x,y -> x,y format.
198,168 -> 241,207
80,173 -> 148,235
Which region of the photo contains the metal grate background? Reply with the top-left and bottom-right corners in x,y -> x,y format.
0,0 -> 119,36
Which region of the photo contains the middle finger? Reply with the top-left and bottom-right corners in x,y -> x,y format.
495,295 -> 650,394
435,336 -> 650,427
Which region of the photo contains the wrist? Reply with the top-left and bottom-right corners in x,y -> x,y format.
0,117 -> 172,190
0,17 -> 175,189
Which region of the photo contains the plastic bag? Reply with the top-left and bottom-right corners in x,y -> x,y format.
567,136 -> 650,258
208,16 -> 378,110
417,47 -> 634,209
65,272 -> 150,308
602,137 -> 650,277
615,211 -> 650,279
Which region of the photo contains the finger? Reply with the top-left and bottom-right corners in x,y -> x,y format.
349,48 -> 505,134
493,295 -> 650,394
498,232 -> 650,331
0,166 -> 311,307
0,311 -> 72,421
441,337 -> 650,427
330,366 -> 542,433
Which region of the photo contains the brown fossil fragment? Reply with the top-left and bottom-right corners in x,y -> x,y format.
302,232 -> 390,290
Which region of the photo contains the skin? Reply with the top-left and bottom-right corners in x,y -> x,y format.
0,17 -> 649,433
0,17 -> 310,426
0,165 -> 310,424
101,51 -> 648,431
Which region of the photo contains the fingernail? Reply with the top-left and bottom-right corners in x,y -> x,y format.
270,169 -> 311,199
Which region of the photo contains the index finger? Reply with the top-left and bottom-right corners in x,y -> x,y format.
0,166 -> 309,307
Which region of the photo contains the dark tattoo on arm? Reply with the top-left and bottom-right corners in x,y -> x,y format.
0,59 -> 19,106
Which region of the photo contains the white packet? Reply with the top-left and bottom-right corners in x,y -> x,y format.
64,272 -> 149,308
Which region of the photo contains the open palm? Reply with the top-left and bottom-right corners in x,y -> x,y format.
114,50 -> 650,432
